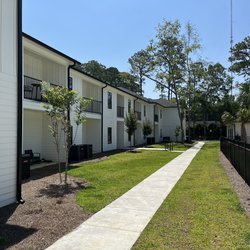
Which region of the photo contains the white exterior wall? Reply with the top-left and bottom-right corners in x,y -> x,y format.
71,70 -> 102,153
245,123 -> 250,144
235,122 -> 241,137
24,49 -> 67,86
162,107 -> 181,141
103,86 -> 118,151
23,109 -> 66,162
0,0 -> 18,207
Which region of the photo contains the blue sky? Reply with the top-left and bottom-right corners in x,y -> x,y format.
23,0 -> 249,99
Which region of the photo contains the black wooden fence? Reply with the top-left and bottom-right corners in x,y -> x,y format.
220,137 -> 250,186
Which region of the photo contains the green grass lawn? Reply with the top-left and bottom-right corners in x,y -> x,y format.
132,142 -> 250,250
68,150 -> 180,212
148,142 -> 195,151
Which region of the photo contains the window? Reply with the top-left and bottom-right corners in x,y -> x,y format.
160,109 -> 162,119
144,105 -> 146,116
160,128 -> 162,138
108,92 -> 112,109
128,99 -> 131,112
108,127 -> 112,144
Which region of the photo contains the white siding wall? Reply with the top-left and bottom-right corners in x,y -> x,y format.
23,110 -> 65,162
162,107 -> 181,141
24,49 -> 67,86
41,112 -> 66,162
0,0 -> 18,207
235,123 -> 241,137
85,119 -> 101,153
23,110 -> 43,156
71,70 -> 102,153
71,71 -> 83,145
103,86 -> 117,151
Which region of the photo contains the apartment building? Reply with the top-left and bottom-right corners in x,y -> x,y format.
0,2 -> 183,207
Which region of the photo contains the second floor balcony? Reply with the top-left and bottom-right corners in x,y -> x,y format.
24,75 -> 58,102
84,97 -> 102,114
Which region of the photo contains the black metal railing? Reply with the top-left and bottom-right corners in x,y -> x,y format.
220,137 -> 250,186
24,75 -> 59,102
84,97 -> 102,114
117,106 -> 124,118
154,114 -> 159,122
135,111 -> 141,120
24,75 -> 43,101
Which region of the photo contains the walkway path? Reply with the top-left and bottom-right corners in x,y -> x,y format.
47,142 -> 204,250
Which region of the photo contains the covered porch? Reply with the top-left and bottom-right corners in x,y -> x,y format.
23,109 -> 65,163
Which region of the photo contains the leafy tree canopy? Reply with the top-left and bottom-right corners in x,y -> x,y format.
79,60 -> 141,94
229,36 -> 250,79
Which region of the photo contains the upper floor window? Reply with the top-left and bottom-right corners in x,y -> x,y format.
128,99 -> 131,112
144,105 -> 146,116
108,92 -> 112,109
160,109 -> 162,119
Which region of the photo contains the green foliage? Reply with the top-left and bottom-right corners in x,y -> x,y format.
229,36 -> 250,79
133,142 -> 250,250
124,110 -> 138,140
175,126 -> 182,141
221,111 -> 235,125
42,82 -> 91,183
79,60 -> 141,93
238,82 -> 250,109
237,108 -> 250,123
129,19 -> 196,142
142,119 -> 153,138
68,150 -> 180,212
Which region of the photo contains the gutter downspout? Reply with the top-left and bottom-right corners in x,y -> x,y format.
67,62 -> 76,145
133,97 -> 138,146
16,0 -> 24,204
101,84 -> 108,152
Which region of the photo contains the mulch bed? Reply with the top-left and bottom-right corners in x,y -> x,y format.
0,165 -> 92,250
0,151 -> 249,250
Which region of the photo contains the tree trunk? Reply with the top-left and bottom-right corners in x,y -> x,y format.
174,92 -> 184,143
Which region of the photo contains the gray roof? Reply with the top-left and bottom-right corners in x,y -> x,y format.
149,98 -> 177,108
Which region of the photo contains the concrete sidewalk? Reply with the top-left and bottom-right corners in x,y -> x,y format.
47,142 -> 204,250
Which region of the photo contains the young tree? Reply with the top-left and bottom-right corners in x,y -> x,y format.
142,119 -> 153,143
42,83 -> 91,184
124,110 -> 138,148
42,85 -> 64,183
175,126 -> 182,142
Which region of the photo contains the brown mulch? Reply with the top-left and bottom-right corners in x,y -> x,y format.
0,165 -> 93,250
219,152 -> 250,218
0,150 -> 249,250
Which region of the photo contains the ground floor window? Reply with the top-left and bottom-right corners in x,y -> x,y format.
108,127 -> 112,144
